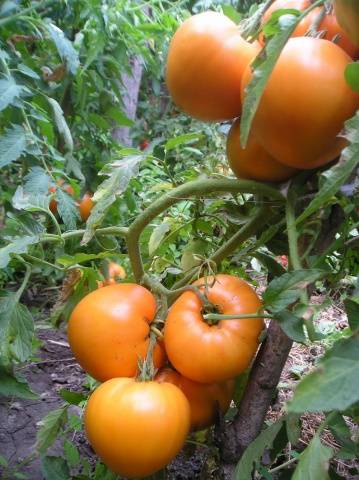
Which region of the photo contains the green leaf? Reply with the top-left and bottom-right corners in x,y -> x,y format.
59,389 -> 87,405
327,413 -> 359,457
63,439 -> 80,467
18,63 -> 40,79
0,366 -> 38,399
345,62 -> 359,92
81,154 -> 143,245
275,310 -> 306,343
292,435 -> 333,480
57,252 -> 109,267
41,456 -> 70,480
222,5 -> 242,23
286,413 -> 301,445
297,112 -> 359,224
164,133 -> 203,151
47,98 -> 74,153
46,23 -> 79,74
289,334 -> 359,412
36,407 -> 68,454
0,292 -> 34,362
0,77 -> 22,111
106,107 -> 134,127
12,186 -> 48,212
240,11 -> 300,147
180,239 -> 207,272
149,223 -> 171,256
56,188 -> 79,230
235,419 -> 285,479
0,235 -> 39,268
344,298 -> 359,332
24,166 -> 51,195
253,252 -> 286,277
0,124 -> 26,167
263,269 -> 324,313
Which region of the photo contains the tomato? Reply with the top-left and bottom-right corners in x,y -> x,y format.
156,368 -> 235,431
166,11 -> 259,121
242,37 -> 359,169
227,118 -> 298,182
67,284 -> 166,382
49,181 -> 75,215
98,262 -> 126,288
139,139 -> 150,150
85,377 -> 190,478
261,0 -> 359,58
78,192 -> 94,221
334,0 -> 359,48
164,274 -> 264,383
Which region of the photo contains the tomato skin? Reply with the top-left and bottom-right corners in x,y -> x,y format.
156,368 -> 235,431
78,192 -> 94,221
49,182 -> 75,215
261,0 -> 359,58
67,284 -> 166,382
139,139 -> 150,150
85,377 -> 190,478
242,37 -> 359,169
227,118 -> 298,182
164,274 -> 264,383
333,0 -> 359,48
166,11 -> 259,121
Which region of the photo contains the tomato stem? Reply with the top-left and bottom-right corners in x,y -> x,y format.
203,313 -> 273,324
138,332 -> 157,382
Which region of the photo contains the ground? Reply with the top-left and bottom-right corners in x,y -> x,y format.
0,295 -> 358,480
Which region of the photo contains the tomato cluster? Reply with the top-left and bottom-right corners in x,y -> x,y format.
48,180 -> 94,221
67,274 -> 263,478
166,8 -> 359,179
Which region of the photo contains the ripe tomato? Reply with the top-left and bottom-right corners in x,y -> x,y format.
333,0 -> 359,48
261,0 -> 359,58
49,181 -> 75,215
227,118 -> 298,182
164,274 -> 264,383
242,37 -> 359,169
139,139 -> 150,150
78,192 -> 94,221
98,262 -> 126,288
166,11 -> 259,121
156,368 -> 235,431
85,377 -> 190,478
67,284 -> 166,382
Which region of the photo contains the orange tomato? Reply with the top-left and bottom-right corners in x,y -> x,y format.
166,11 -> 259,121
164,274 -> 264,383
67,284 -> 166,382
49,182 -> 75,215
242,37 -> 359,169
85,377 -> 190,478
226,118 -> 298,182
78,192 -> 94,221
334,0 -> 359,48
156,368 -> 235,431
97,262 -> 126,288
261,0 -> 359,58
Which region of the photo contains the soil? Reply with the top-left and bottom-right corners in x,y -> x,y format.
0,296 -> 358,480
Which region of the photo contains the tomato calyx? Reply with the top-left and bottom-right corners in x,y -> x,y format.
201,302 -> 223,325
137,332 -> 158,382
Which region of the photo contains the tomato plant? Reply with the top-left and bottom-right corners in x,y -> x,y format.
226,117 -> 298,182
156,367 -> 235,431
85,377 -> 190,478
164,274 -> 264,383
67,284 -> 166,381
242,37 -> 359,169
78,192 -> 94,221
166,11 -> 259,121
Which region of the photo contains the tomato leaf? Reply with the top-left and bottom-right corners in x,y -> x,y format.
344,298 -> 359,332
275,309 -> 306,343
36,406 -> 69,455
24,166 -> 51,195
56,252 -> 110,267
292,435 -> 333,480
240,10 -> 302,147
297,111 -> 359,224
0,366 -> 38,399
46,22 -> 79,74
56,188 -> 80,231
0,77 -> 23,111
0,235 -> 40,268
59,389 -> 87,405
0,124 -> 26,168
288,334 -> 359,412
149,223 -> 171,256
345,62 -> 359,93
263,269 -> 324,313
63,440 -> 80,467
41,456 -> 70,480
234,418 -> 285,479
164,133 -> 204,151
47,98 -> 74,153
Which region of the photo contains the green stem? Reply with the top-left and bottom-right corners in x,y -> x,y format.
203,313 -> 273,323
138,332 -> 157,382
286,190 -> 302,271
268,456 -> 298,474
14,262 -> 32,302
127,178 -> 282,283
171,206 -> 270,292
40,226 -> 128,244
22,254 -> 65,271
